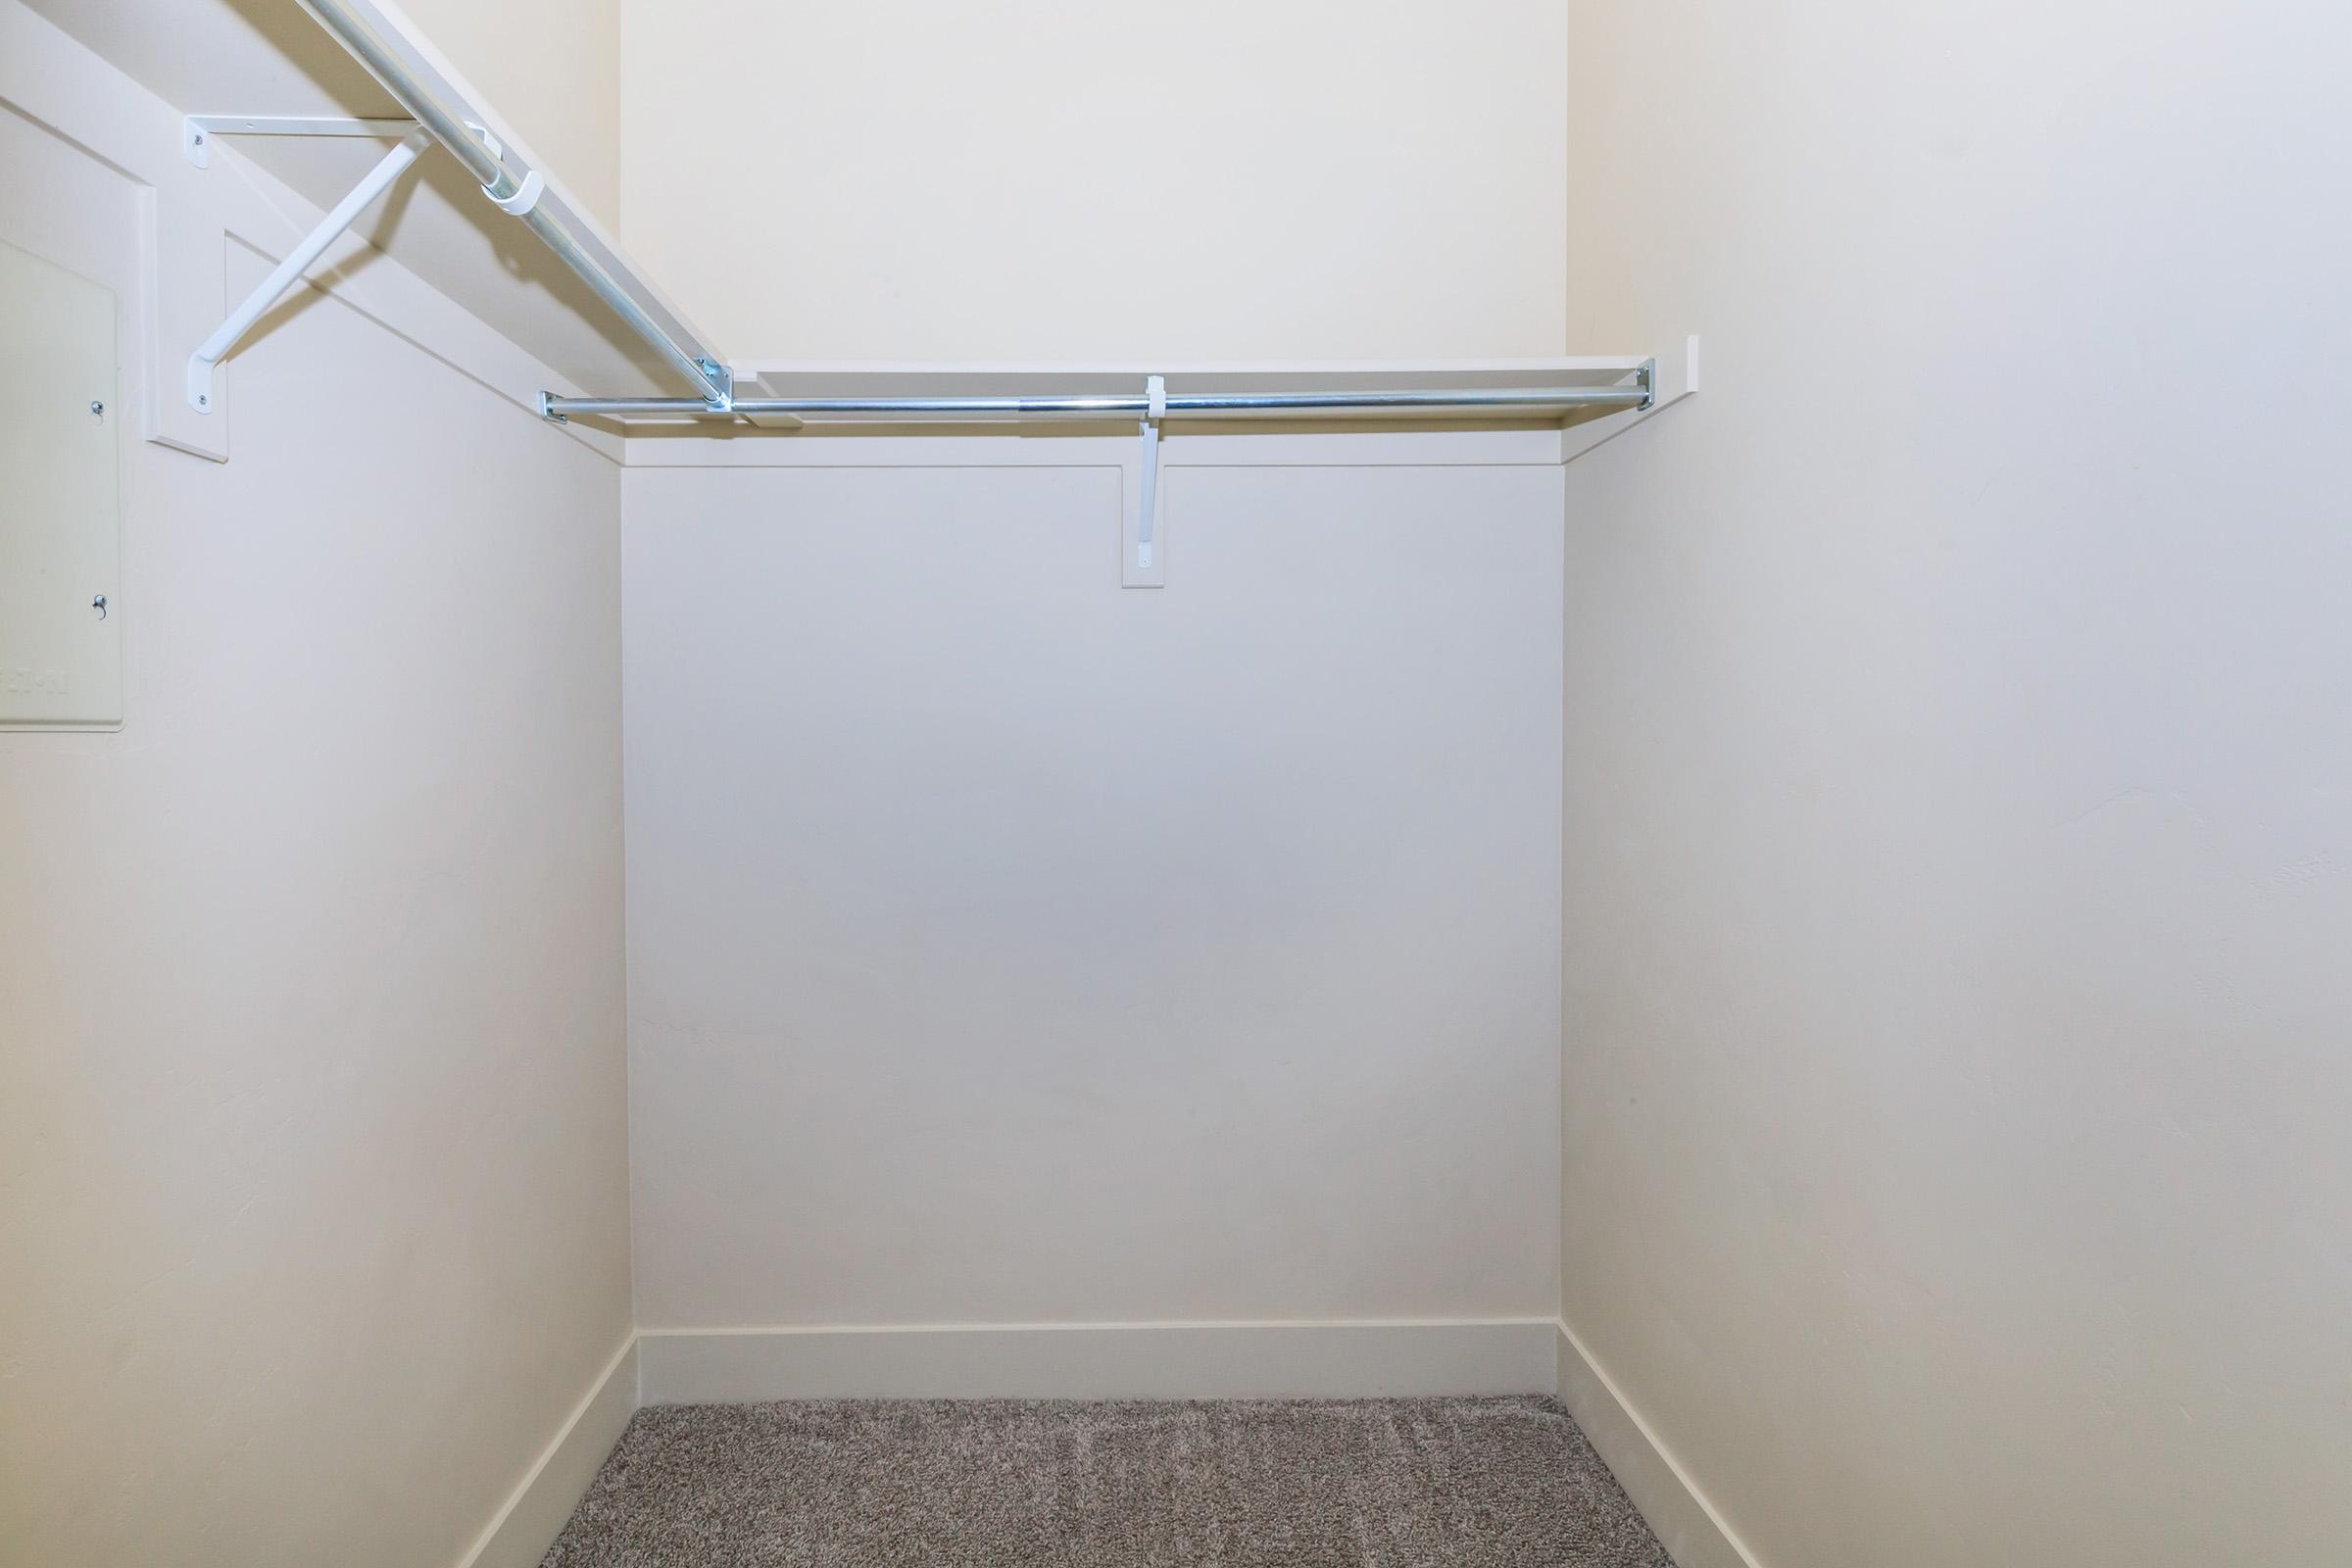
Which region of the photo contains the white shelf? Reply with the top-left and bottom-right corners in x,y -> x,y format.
735,359 -> 1650,398
723,358 -> 1660,429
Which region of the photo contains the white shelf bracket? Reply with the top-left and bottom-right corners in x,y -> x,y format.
182,115 -> 419,169
1135,372 -> 1167,577
185,126 -> 433,414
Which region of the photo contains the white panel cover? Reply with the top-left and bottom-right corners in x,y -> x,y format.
1,238 -> 121,728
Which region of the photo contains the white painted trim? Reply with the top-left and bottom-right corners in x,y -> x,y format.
455,1337 -> 639,1568
1554,1320 -> 1764,1568
621,427 -> 1573,469
637,1319 -> 1559,1405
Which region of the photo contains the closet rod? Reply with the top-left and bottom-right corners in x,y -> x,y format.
538,383 -> 1653,422
296,0 -> 735,409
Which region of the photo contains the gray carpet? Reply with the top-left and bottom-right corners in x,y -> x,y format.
541,1396 -> 1675,1567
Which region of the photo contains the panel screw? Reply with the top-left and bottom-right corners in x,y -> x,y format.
197,394 -> 208,407
89,400 -> 104,416
92,595 -> 108,620
192,132 -> 204,145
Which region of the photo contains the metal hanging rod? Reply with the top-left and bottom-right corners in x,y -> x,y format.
296,0 -> 735,409
537,373 -> 1654,423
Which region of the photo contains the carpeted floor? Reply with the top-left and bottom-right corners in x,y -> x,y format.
540,1396 -> 1674,1567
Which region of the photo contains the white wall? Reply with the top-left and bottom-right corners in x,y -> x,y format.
398,0 -> 623,230
615,0 -> 1570,362
622,450 -> 1564,1329
1557,5 -> 2352,1568
0,19 -> 631,1567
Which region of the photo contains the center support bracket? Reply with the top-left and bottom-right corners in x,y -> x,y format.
1137,374 -> 1167,572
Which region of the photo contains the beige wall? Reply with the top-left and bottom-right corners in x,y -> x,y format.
1558,5 -> 2352,1567
622,451 -> 1564,1329
0,34 -> 632,1568
615,0 -> 1570,362
397,0 -> 623,230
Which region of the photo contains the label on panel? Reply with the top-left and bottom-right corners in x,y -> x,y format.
1,239 -> 122,729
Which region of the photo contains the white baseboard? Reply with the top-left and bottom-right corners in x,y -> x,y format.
444,1320 -> 1740,1568
458,1337 -> 640,1568
1553,1320 -> 1762,1568
637,1318 -> 1558,1404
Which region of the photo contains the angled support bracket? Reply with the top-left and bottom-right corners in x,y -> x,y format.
185,126 -> 434,413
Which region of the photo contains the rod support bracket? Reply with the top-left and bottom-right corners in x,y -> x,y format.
484,169 -> 545,217
698,360 -> 736,415
1638,358 -> 1656,411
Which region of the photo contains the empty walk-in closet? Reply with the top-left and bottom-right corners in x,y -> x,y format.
3,3 -> 2346,1566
